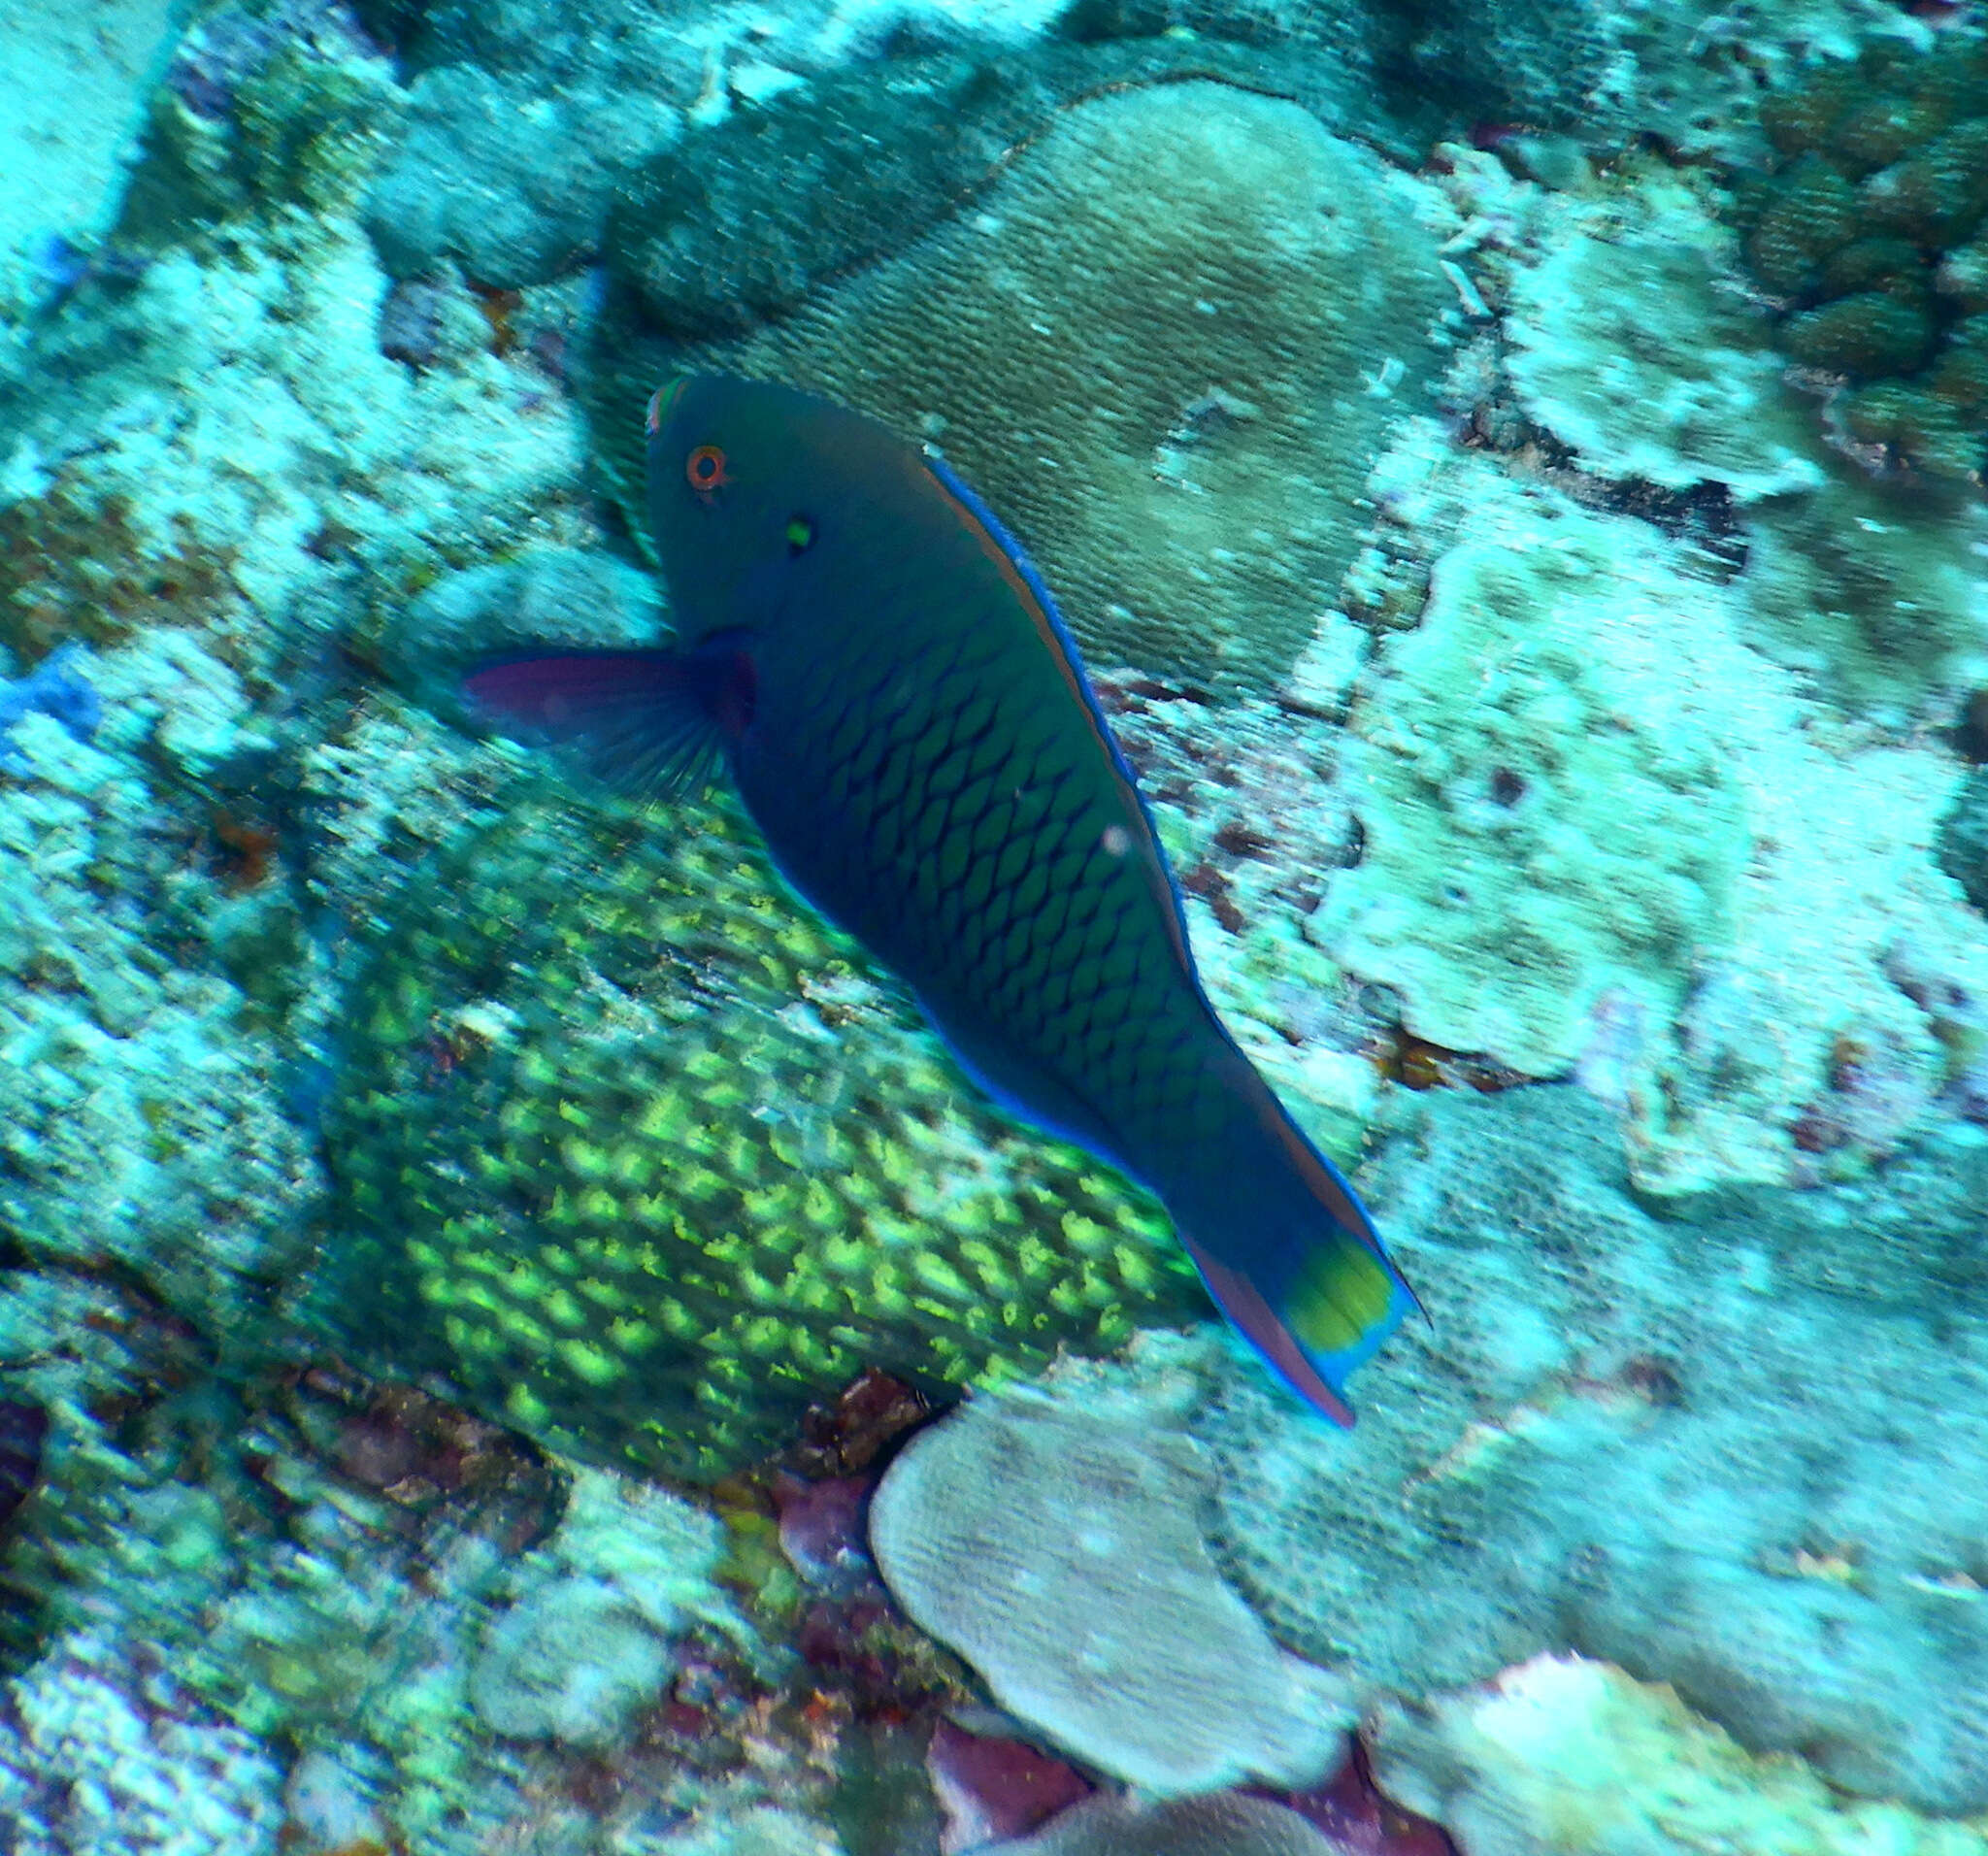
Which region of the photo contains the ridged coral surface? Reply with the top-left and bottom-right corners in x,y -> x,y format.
590,79 -> 1449,695
5,0 -> 1988,1849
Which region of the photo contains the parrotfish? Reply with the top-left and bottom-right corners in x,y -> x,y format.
464,375 -> 1414,1422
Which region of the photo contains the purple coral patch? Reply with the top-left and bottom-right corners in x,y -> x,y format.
927,1718 -> 1093,1855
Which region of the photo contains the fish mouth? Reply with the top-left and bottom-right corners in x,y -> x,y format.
646,375 -> 693,437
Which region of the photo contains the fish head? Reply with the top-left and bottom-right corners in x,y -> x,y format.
646,374 -> 919,644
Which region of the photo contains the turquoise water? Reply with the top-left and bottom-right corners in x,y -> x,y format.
1,1 -> 1986,1850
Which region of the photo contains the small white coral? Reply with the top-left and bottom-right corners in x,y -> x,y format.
0,1632 -> 285,1856
1371,1654 -> 1988,1856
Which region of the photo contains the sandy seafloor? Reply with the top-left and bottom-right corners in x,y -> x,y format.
3,0 -> 1988,1851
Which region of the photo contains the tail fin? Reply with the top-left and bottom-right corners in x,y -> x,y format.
1165,1063 -> 1415,1426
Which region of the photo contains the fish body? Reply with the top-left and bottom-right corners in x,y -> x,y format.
466,375 -> 1413,1421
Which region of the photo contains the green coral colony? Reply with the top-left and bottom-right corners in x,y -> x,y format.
326,784 -> 1204,1481
1736,30 -> 1988,480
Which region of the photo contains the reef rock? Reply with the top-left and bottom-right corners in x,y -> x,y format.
1194,1082 -> 1988,1816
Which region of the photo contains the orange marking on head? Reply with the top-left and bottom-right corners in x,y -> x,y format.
686,444 -> 731,501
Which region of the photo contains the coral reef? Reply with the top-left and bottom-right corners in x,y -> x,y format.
928,1716 -> 1094,1851
0,1632 -> 288,1856
868,1374 -> 1349,1794
0,644 -> 100,768
0,1402 -> 48,1534
0,634 -> 318,1331
5,0 -> 1988,1848
594,77 -> 1449,693
999,1790 -> 1343,1855
1317,457 -> 1988,1192
1316,473 -> 1751,1079
1736,470 -> 1988,712
468,1466 -> 731,1748
1502,174 -> 1829,502
1191,1083 -> 1988,1814
1435,138 -> 1987,717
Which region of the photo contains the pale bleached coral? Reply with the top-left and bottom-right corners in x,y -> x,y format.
1316,459 -> 1988,1193
0,1631 -> 287,1856
0,633 -> 315,1325
2,203 -> 589,682
1372,1654 -> 1988,1856
0,0 -> 178,334
1315,468 -> 1752,1078
1503,175 -> 1828,502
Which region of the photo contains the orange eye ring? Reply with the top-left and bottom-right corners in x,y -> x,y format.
685,444 -> 731,498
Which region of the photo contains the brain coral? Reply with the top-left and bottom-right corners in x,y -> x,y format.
1736,30 -> 1988,481
322,781 -> 1204,1482
1315,478 -> 1750,1078
590,78 -> 1448,694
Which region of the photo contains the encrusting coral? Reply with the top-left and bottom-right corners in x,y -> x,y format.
867,1369 -> 1347,1795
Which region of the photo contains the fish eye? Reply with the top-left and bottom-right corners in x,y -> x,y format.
685,444 -> 730,497
784,514 -> 815,555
